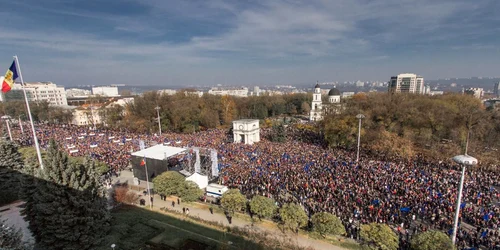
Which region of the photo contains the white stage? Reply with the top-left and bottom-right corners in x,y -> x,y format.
131,144 -> 187,160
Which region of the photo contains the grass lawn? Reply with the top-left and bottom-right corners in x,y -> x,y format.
97,205 -> 263,250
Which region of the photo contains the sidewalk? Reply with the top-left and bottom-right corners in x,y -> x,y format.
112,171 -> 348,250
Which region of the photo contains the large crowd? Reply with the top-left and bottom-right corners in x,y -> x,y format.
7,122 -> 500,249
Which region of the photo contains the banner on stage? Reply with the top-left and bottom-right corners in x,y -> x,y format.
211,149 -> 218,177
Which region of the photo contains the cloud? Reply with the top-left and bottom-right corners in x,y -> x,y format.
1,0 -> 499,85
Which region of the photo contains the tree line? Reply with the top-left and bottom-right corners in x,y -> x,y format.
320,93 -> 500,167
0,100 -> 73,124
104,91 -> 312,133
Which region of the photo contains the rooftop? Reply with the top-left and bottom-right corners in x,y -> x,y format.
233,119 -> 259,123
132,144 -> 187,161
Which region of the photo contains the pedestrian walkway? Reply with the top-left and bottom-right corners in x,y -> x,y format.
112,171 -> 348,250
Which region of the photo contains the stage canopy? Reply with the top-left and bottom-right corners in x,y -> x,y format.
131,144 -> 187,160
186,173 -> 208,189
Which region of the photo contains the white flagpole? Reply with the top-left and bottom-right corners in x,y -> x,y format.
14,56 -> 44,170
5,119 -> 12,141
18,116 -> 24,133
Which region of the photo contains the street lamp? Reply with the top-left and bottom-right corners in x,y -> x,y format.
111,244 -> 116,250
155,106 -> 161,135
451,154 -> 478,245
1,115 -> 12,141
355,114 -> 365,162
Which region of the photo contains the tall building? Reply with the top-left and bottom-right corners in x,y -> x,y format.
464,87 -> 484,99
92,86 -> 119,97
388,73 -> 424,94
253,86 -> 260,96
494,82 -> 500,98
3,82 -> 68,106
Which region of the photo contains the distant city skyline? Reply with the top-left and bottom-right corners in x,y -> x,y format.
1,0 -> 499,86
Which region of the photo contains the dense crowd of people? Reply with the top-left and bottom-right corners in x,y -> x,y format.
6,122 -> 500,249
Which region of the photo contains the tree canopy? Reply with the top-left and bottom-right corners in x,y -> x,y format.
249,195 -> 277,220
279,203 -> 308,233
410,230 -> 454,250
311,212 -> 345,237
21,140 -> 110,250
0,219 -> 31,250
220,189 -> 247,216
359,223 -> 399,250
0,139 -> 24,205
152,171 -> 186,196
178,180 -> 204,202
321,93 -> 500,167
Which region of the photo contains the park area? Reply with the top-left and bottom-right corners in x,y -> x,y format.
98,205 -> 262,250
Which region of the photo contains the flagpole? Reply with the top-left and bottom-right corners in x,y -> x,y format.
5,119 -> 12,141
144,156 -> 152,209
18,116 -> 24,133
14,56 -> 44,170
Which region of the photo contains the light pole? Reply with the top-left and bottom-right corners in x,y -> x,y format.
355,114 -> 365,162
155,106 -> 161,135
111,244 -> 116,250
1,115 -> 12,141
450,154 -> 477,245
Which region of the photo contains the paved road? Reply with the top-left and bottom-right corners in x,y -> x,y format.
112,170 -> 348,250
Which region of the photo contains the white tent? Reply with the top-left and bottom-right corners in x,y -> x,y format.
186,173 -> 208,189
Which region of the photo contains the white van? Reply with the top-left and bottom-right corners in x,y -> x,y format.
206,184 -> 228,198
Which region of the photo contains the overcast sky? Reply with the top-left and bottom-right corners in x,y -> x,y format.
1,0 -> 499,86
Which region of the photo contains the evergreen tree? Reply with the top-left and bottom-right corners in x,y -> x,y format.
270,124 -> 287,142
0,139 -> 24,205
21,140 -> 110,250
0,219 -> 31,250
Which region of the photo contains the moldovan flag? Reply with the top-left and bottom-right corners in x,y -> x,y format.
1,61 -> 18,93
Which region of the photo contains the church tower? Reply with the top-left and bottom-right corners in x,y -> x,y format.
309,82 -> 323,121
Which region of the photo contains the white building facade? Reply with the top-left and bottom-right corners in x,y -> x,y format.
66,88 -> 91,98
92,86 -> 119,97
309,83 -> 323,121
388,73 -> 425,94
494,82 -> 500,98
232,119 -> 260,145
464,88 -> 484,99
208,87 -> 248,97
72,108 -> 102,126
11,82 -> 68,106
309,84 -> 342,121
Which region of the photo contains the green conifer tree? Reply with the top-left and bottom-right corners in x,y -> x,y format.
0,139 -> 24,205
21,140 -> 110,249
